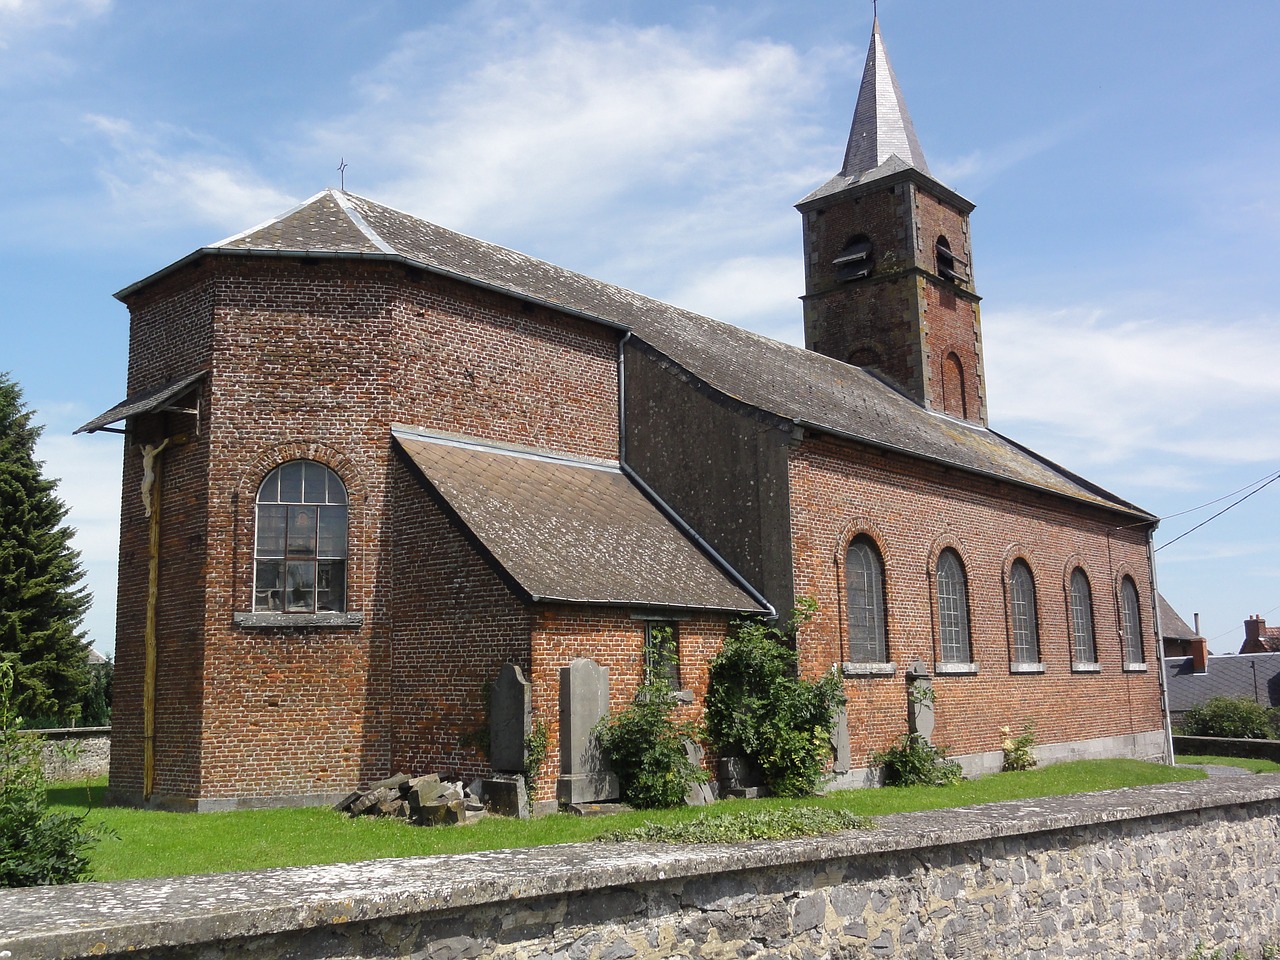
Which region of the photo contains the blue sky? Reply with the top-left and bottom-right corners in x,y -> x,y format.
3,0 -> 1278,657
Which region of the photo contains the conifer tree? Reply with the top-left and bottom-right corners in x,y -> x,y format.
0,373 -> 91,724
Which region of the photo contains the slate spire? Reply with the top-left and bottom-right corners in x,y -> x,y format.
840,16 -> 930,180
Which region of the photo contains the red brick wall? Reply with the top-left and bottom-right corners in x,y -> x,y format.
788,434 -> 1163,766
801,178 -> 987,426
528,608 -> 729,800
388,456 -> 533,784
109,267 -> 215,804
112,254 -> 623,803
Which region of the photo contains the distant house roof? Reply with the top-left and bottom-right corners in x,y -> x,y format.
392,426 -> 765,614
1159,594 -> 1199,642
1164,652 -> 1280,714
117,190 -> 1152,521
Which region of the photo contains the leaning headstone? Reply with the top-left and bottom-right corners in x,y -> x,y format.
556,658 -> 619,804
490,663 -> 531,772
831,703 -> 852,774
682,739 -> 714,806
483,775 -> 530,819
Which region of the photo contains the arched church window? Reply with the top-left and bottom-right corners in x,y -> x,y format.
833,234 -> 873,282
254,460 -> 348,613
1008,560 -> 1039,664
936,235 -> 968,284
846,537 -> 887,663
936,549 -> 971,663
1069,568 -> 1098,665
942,352 -> 967,418
1119,576 -> 1144,665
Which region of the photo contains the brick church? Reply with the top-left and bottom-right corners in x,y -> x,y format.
81,19 -> 1168,810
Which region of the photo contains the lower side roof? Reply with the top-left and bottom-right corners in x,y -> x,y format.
392,426 -> 765,614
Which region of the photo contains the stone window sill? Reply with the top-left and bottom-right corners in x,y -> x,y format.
842,662 -> 896,678
934,662 -> 978,676
233,612 -> 364,629
1123,662 -> 1149,673
1072,662 -> 1102,673
1009,662 -> 1045,674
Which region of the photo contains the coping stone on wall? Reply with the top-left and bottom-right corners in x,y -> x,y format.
3,775 -> 1280,960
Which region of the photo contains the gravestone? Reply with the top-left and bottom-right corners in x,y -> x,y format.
831,703 -> 852,773
483,775 -> 530,819
906,659 -> 936,743
683,738 -> 715,806
489,663 -> 531,772
556,658 -> 619,804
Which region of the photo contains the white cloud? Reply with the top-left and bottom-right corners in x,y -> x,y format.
313,19 -> 827,238
0,0 -> 107,46
984,305 -> 1280,478
85,115 -> 295,234
663,254 -> 802,331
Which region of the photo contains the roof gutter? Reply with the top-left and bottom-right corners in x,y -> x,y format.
114,248 -> 630,333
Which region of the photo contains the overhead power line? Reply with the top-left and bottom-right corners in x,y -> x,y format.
1155,470 -> 1280,553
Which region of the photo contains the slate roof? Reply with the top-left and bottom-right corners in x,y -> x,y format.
1165,653 -> 1280,713
840,16 -> 930,182
392,427 -> 765,613
117,189 -> 1151,520
75,371 -> 204,435
1159,594 -> 1199,641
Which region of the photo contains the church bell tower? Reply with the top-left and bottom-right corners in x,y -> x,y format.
797,17 -> 987,425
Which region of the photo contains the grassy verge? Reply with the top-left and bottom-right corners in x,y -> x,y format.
1176,754 -> 1280,774
50,759 -> 1204,883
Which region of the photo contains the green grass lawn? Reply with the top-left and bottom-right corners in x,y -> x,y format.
1176,753 -> 1280,774
50,759 -> 1205,883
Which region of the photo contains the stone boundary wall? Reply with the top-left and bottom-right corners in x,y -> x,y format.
17,727 -> 111,781
4,776 -> 1280,960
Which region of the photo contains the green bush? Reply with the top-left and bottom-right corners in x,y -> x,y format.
1001,723 -> 1038,772
704,599 -> 845,798
596,680 -> 706,809
0,663 -> 99,886
1179,696 -> 1276,740
873,733 -> 963,787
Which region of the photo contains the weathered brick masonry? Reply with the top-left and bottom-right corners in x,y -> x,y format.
91,19 -> 1168,809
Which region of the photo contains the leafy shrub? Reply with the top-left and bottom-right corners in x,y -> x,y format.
523,717 -> 549,790
0,662 -> 99,886
704,599 -> 845,798
1179,696 -> 1276,740
596,680 -> 706,809
873,733 -> 963,787
1001,723 -> 1037,772
600,806 -> 873,843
